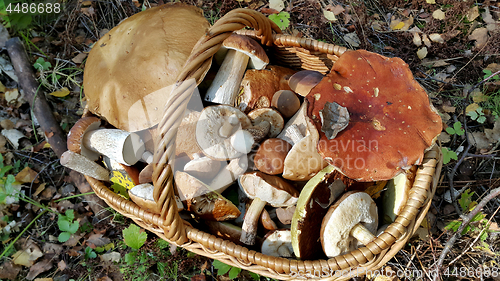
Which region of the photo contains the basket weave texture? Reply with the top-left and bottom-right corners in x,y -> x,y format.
85,8 -> 443,280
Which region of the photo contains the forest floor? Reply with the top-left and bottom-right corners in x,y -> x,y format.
1,0 -> 500,280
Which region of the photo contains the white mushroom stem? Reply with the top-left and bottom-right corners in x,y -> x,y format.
350,223 -> 376,245
82,129 -> 145,166
142,151 -> 153,164
230,121 -> 271,154
210,157 -> 248,194
205,50 -> 250,105
60,150 -> 109,181
241,197 -> 267,245
219,114 -> 240,138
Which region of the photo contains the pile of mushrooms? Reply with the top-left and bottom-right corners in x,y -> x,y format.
66,9 -> 443,261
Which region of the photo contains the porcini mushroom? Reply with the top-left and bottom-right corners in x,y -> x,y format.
175,171 -> 240,221
261,229 -> 294,258
320,191 -> 378,258
253,138 -> 292,175
288,70 -> 324,97
205,34 -> 269,105
196,105 -> 252,161
60,150 -> 109,181
237,65 -> 297,113
291,165 -> 346,260
176,111 -> 203,160
382,166 -> 417,223
306,50 -> 442,181
129,183 -> 161,214
209,156 -> 248,193
183,153 -> 222,182
247,108 -> 284,138
83,3 -> 210,132
67,116 -> 146,166
271,90 -> 301,118
260,209 -> 278,231
238,171 -> 299,245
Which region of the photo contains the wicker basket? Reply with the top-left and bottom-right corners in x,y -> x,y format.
85,8 -> 443,280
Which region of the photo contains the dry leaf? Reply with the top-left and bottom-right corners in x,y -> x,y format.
0,81 -> 5,93
323,9 -> 337,22
269,0 -> 284,12
49,87 -> 70,98
42,243 -> 63,255
485,118 -> 500,143
0,261 -> 21,280
432,9 -> 445,20
87,233 -> 111,247
482,7 -> 498,31
468,131 -> 492,150
391,21 -> 405,30
417,47 -> 428,59
466,103 -> 481,114
467,6 -> 480,22
472,92 -> 488,103
71,53 -> 87,64
57,260 -> 66,271
97,277 -> 113,281
413,32 -> 422,46
15,166 -> 39,184
437,132 -> 451,144
4,88 -> 19,103
331,4 -> 345,15
26,259 -> 52,280
426,0 -> 435,3
343,32 -> 360,47
468,27 -> 488,49
441,105 -> 456,113
81,7 -> 95,17
12,241 -> 43,267
100,252 -> 121,263
422,34 -> 431,47
429,33 -> 444,43
35,278 -> 53,281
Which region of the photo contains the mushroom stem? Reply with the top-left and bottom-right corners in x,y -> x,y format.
210,157 -> 248,194
278,244 -> 293,257
350,223 -> 376,245
142,151 -> 153,164
241,197 -> 267,245
205,50 -> 250,105
230,130 -> 255,154
60,150 -> 110,181
219,114 -> 240,138
246,121 -> 271,143
82,129 -> 145,166
288,124 -> 305,144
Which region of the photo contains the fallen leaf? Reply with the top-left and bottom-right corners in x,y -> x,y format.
57,260 -> 66,271
426,0 -> 435,3
482,7 -> 498,31
0,81 -> 5,92
100,252 -> 121,263
49,87 -> 70,98
422,33 -> 431,47
26,259 -> 53,280
87,233 -> 111,247
0,261 -> 21,280
441,105 -> 456,113
5,88 -> 20,103
343,32 -> 360,47
191,275 -> 206,281
472,92 -> 488,103
33,183 -> 46,197
42,243 -> 63,255
34,278 -> 53,281
413,32 -> 422,46
437,132 -> 451,144
15,166 -> 39,183
468,27 -> 488,49
417,47 -> 428,59
331,4 -> 345,15
269,0 -> 284,12
81,7 -> 95,17
391,21 -> 405,30
432,9 -> 445,20
468,131 -> 492,150
429,33 -> 444,44
97,277 -> 113,281
63,233 -> 85,247
466,103 -> 480,114
12,240 -> 43,267
323,9 -> 337,22
71,53 -> 87,64
467,6 -> 480,22
485,118 -> 500,143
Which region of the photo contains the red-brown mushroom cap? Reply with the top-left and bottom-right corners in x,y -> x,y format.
306,50 -> 442,181
67,116 -> 101,160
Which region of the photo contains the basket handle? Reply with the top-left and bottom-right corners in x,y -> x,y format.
151,9 -> 281,245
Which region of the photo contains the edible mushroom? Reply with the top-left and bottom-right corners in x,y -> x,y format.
247,108 -> 284,138
306,50 -> 442,181
205,34 -> 269,105
382,165 -> 417,223
261,229 -> 294,258
288,70 -> 324,97
291,165 -> 349,260
129,183 -> 161,214
60,150 -> 109,181
320,191 -> 378,258
271,90 -> 301,118
253,138 -> 292,175
238,171 -> 299,245
183,153 -> 222,182
174,171 -> 240,221
196,105 -> 252,161
68,117 -> 146,166
83,3 -> 210,132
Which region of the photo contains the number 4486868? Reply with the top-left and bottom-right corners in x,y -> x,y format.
5,2 -> 61,14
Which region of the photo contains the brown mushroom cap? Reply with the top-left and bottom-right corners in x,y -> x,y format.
271,90 -> 301,118
83,3 -> 210,132
288,70 -> 324,97
307,50 -> 442,181
222,34 -> 269,70
254,138 -> 292,175
67,116 -> 101,160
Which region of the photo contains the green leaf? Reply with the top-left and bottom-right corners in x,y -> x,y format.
445,127 -> 455,135
33,57 -> 51,71
458,189 -> 474,211
123,224 -> 147,250
212,260 -> 231,276
453,121 -> 464,136
484,69 -> 500,80
442,147 -> 458,164
85,246 -> 97,259
124,252 -> 137,265
477,116 -> 487,123
58,232 -> 71,243
480,230 -> 489,241
228,266 -> 242,279
467,110 -> 478,120
445,220 -> 461,232
269,12 -> 290,30
65,210 -> 75,221
57,218 -> 71,232
249,272 -> 261,281
471,212 -> 485,222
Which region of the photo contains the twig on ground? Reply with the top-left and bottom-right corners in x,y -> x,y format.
432,186 -> 500,280
5,37 -> 111,221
